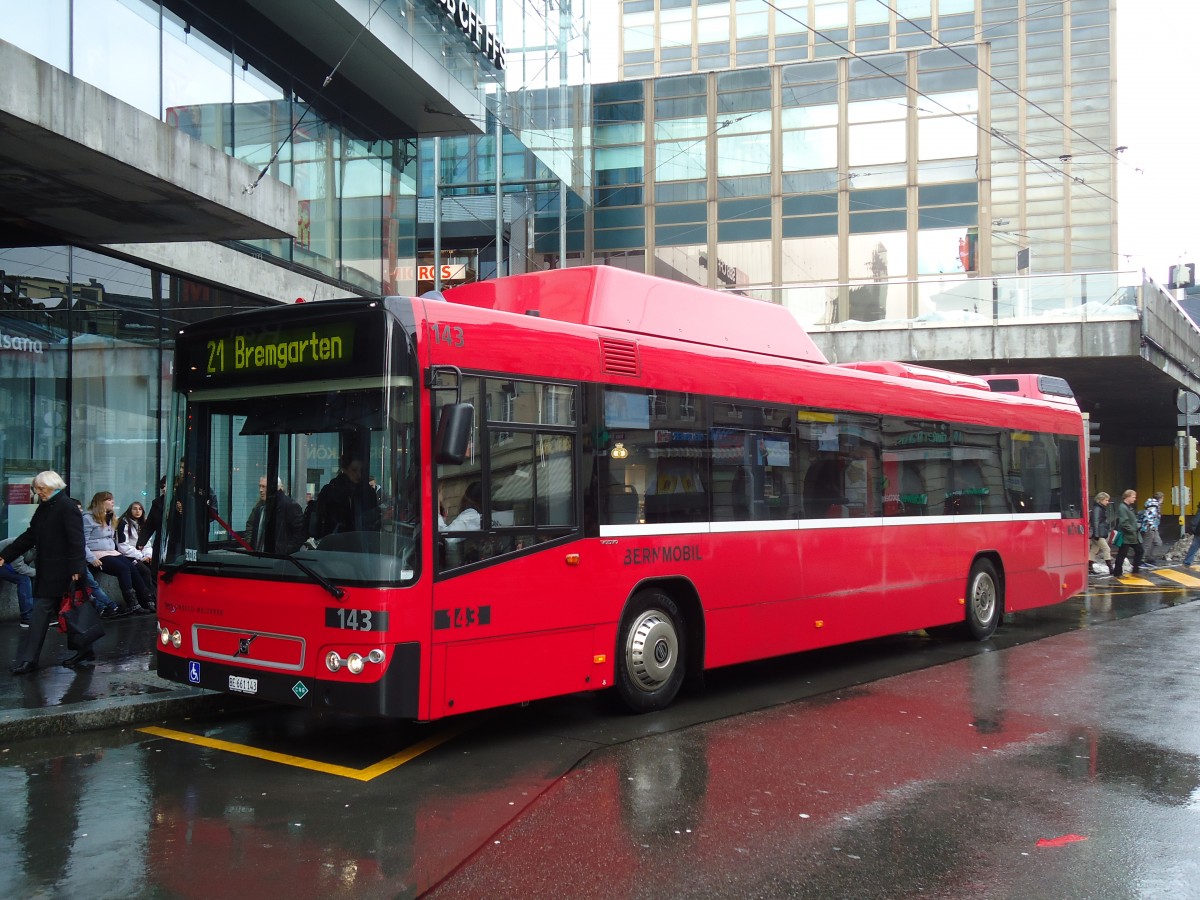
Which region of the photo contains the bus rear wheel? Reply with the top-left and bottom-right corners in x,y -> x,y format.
615,589 -> 686,714
964,559 -> 1001,640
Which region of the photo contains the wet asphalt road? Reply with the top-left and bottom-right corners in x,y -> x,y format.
3,572 -> 1200,899
430,602 -> 1200,899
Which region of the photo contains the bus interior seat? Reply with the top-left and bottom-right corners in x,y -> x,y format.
606,483 -> 639,524
643,492 -> 706,523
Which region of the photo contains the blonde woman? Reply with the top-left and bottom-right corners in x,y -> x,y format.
83,491 -> 153,615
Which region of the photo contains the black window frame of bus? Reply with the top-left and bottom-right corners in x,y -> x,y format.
588,384 -> 1085,529
433,371 -> 585,578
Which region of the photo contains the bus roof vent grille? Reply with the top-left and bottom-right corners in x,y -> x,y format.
601,338 -> 640,377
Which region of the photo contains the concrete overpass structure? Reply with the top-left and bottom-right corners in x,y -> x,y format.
0,38 -> 323,305
809,278 -> 1200,517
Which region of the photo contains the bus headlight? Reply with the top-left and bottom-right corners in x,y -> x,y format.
160,627 -> 170,645
324,649 -> 385,675
171,630 -> 182,649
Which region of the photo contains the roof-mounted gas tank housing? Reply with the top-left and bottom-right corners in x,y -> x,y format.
441,267 -> 828,364
982,373 -> 1078,407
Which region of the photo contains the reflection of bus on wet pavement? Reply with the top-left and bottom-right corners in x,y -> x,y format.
425,639 -> 1115,898
155,266 -> 1088,721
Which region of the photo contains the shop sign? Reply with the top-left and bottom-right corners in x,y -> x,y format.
0,330 -> 44,354
431,0 -> 506,70
6,484 -> 32,505
391,264 -> 468,283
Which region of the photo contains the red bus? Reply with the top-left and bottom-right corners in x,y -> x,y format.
155,266 -> 1088,719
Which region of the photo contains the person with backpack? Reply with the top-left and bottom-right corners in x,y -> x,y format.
1089,491 -> 1114,576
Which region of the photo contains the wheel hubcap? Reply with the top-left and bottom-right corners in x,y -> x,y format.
626,610 -> 678,692
972,575 -> 996,624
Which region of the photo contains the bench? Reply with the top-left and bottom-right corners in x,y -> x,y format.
0,572 -> 124,622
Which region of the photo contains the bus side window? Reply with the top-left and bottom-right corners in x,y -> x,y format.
803,458 -> 847,518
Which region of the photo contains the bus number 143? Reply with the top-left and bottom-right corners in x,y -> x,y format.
325,608 -> 388,631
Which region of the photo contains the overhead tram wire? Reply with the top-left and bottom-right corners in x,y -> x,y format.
759,0 -> 1116,206
244,0 -> 388,195
451,105 -> 768,274
873,0 -> 1128,170
432,4 -> 1099,276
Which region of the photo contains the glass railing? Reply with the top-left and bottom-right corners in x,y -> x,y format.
758,271 -> 1145,330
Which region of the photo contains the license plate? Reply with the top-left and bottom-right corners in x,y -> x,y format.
228,675 -> 258,695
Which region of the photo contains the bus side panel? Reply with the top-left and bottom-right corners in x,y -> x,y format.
436,629 -> 595,717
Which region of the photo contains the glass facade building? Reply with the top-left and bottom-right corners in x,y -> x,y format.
602,0 -> 1118,324
0,0 -> 1125,545
0,0 -> 591,545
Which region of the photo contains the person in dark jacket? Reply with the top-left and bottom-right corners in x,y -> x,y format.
313,455 -> 377,539
136,476 -> 166,570
246,476 -> 306,554
0,471 -> 91,673
1088,491 -> 1114,576
1112,488 -> 1144,577
1182,507 -> 1200,567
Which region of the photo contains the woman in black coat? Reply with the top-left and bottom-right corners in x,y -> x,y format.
0,471 -> 89,673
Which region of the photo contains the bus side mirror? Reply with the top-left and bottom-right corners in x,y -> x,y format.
434,403 -> 474,464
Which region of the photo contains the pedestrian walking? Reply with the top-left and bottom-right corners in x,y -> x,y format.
0,471 -> 94,673
1112,488 -> 1144,576
1140,491 -> 1165,563
1182,507 -> 1200,567
1088,491 -> 1114,576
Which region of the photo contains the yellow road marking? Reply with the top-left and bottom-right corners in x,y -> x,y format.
138,723 -> 466,781
1115,575 -> 1155,586
1157,568 -> 1200,587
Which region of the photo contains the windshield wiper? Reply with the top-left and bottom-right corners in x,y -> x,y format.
223,546 -> 345,600
160,560 -> 206,584
280,552 -> 345,600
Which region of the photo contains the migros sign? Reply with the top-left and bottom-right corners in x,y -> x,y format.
432,0 -> 506,71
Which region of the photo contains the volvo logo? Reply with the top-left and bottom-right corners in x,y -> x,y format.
235,634 -> 258,657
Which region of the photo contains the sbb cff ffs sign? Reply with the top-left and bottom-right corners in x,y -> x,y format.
432,0 -> 506,70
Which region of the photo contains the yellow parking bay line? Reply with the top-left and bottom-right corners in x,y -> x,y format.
1115,574 -> 1155,586
138,724 -> 464,781
1157,568 -> 1200,587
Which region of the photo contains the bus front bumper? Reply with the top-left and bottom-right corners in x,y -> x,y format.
157,643 -> 421,719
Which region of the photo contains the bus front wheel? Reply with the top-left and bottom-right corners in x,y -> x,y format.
964,559 -> 1001,640
615,589 -> 686,713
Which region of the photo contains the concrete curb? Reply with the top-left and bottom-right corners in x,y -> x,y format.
0,683 -> 235,742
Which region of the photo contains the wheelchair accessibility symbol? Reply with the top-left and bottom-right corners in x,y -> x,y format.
188,661 -> 200,684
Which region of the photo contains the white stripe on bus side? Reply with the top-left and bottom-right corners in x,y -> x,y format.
598,512 -> 1064,539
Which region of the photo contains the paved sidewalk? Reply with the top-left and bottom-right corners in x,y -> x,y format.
0,612 -> 234,742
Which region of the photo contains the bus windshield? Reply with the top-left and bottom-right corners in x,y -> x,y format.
164,304 -> 421,586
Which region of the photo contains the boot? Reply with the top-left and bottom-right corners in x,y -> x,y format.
123,592 -> 150,616
139,592 -> 156,613
1106,560 -> 1114,576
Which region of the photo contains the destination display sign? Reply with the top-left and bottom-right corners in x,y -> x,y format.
177,304 -> 392,392
204,322 -> 355,378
